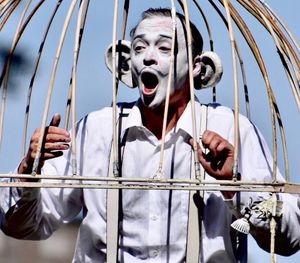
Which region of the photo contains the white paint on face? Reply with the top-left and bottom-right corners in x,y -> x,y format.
131,16 -> 190,109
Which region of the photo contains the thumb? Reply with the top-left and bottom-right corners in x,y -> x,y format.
50,113 -> 61,127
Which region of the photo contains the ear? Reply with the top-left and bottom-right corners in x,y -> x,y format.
105,40 -> 137,88
193,51 -> 223,89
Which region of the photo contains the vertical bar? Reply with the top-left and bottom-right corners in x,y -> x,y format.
31,0 -> 78,174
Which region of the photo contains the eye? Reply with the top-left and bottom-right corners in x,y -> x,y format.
159,45 -> 171,54
133,41 -> 146,53
134,45 -> 145,53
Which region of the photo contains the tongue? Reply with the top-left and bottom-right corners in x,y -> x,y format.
144,85 -> 156,94
142,72 -> 158,95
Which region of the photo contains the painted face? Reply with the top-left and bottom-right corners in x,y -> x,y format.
131,16 -> 190,109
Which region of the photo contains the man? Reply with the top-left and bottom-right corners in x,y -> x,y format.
1,8 -> 299,262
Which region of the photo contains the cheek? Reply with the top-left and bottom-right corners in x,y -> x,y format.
130,57 -> 140,78
174,63 -> 189,83
174,52 -> 189,77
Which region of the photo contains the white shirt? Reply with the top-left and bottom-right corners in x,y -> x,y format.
1,100 -> 299,262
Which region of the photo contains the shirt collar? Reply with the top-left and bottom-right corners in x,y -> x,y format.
120,98 -> 202,140
120,100 -> 143,139
174,97 -> 201,138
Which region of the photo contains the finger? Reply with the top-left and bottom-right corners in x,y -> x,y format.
43,142 -> 70,151
201,130 -> 216,149
216,141 -> 233,155
45,133 -> 71,143
49,113 -> 61,127
42,151 -> 64,160
207,137 -> 223,157
47,127 -> 70,136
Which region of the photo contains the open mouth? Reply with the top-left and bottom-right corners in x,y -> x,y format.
141,72 -> 158,96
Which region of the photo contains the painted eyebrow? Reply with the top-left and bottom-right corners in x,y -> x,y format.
158,34 -> 172,40
133,34 -> 173,41
133,34 -> 145,41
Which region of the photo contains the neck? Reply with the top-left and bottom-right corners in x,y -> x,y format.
140,94 -> 190,140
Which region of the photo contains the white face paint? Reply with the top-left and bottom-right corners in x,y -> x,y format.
131,16 -> 190,109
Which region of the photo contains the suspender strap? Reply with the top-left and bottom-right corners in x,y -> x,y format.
186,104 -> 208,263
106,104 -> 132,263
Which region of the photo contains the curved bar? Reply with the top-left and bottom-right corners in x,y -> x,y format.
199,0 -> 251,118
70,0 -> 90,175
31,0 -> 78,175
110,0 -> 119,176
222,0 -> 240,179
252,5 -> 291,181
251,0 -> 300,110
259,0 -> 299,54
121,0 -> 130,40
23,0 -> 63,156
155,0 -> 177,178
0,0 -> 35,153
0,0 -> 21,30
237,0 -> 299,69
64,0 -> 90,131
192,0 -> 217,101
180,0 -> 201,179
216,0 -> 279,183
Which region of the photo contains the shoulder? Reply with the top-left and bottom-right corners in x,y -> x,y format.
205,103 -> 255,139
207,103 -> 252,127
85,106 -> 112,122
76,101 -> 136,131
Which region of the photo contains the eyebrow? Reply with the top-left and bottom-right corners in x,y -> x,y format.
133,33 -> 173,41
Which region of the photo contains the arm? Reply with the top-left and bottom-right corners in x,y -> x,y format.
0,114 -> 82,240
191,124 -> 300,255
235,124 -> 300,255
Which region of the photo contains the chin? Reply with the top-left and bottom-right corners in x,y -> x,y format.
141,96 -> 164,110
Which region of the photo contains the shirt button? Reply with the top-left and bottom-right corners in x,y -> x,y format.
151,215 -> 158,221
151,250 -> 159,257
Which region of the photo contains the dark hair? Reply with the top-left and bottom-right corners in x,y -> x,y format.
130,8 -> 203,58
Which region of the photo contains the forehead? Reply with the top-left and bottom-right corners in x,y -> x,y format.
134,16 -> 186,41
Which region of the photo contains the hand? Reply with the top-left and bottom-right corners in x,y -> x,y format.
190,130 -> 234,180
18,114 -> 71,175
190,130 -> 236,198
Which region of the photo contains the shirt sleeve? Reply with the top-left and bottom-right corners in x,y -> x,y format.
0,117 -> 87,240
227,117 -> 300,255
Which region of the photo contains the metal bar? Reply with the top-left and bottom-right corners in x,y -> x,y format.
23,0 -> 63,156
222,0 -> 240,179
31,0 -> 78,174
1,180 -> 299,193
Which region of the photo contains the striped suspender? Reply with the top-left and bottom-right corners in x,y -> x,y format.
186,104 -> 208,263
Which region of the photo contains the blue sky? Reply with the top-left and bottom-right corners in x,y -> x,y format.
0,0 -> 299,262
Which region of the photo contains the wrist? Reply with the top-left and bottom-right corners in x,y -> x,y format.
17,157 -> 39,179
221,172 -> 241,199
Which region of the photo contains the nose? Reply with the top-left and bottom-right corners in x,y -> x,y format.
143,48 -> 158,66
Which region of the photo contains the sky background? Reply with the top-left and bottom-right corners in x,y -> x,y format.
0,0 -> 299,262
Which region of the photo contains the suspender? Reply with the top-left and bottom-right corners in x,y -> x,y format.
106,105 -> 132,263
106,103 -> 208,262
186,104 -> 208,263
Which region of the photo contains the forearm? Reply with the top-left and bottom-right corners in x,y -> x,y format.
227,191 -> 300,256
250,193 -> 300,256
0,185 -> 53,240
